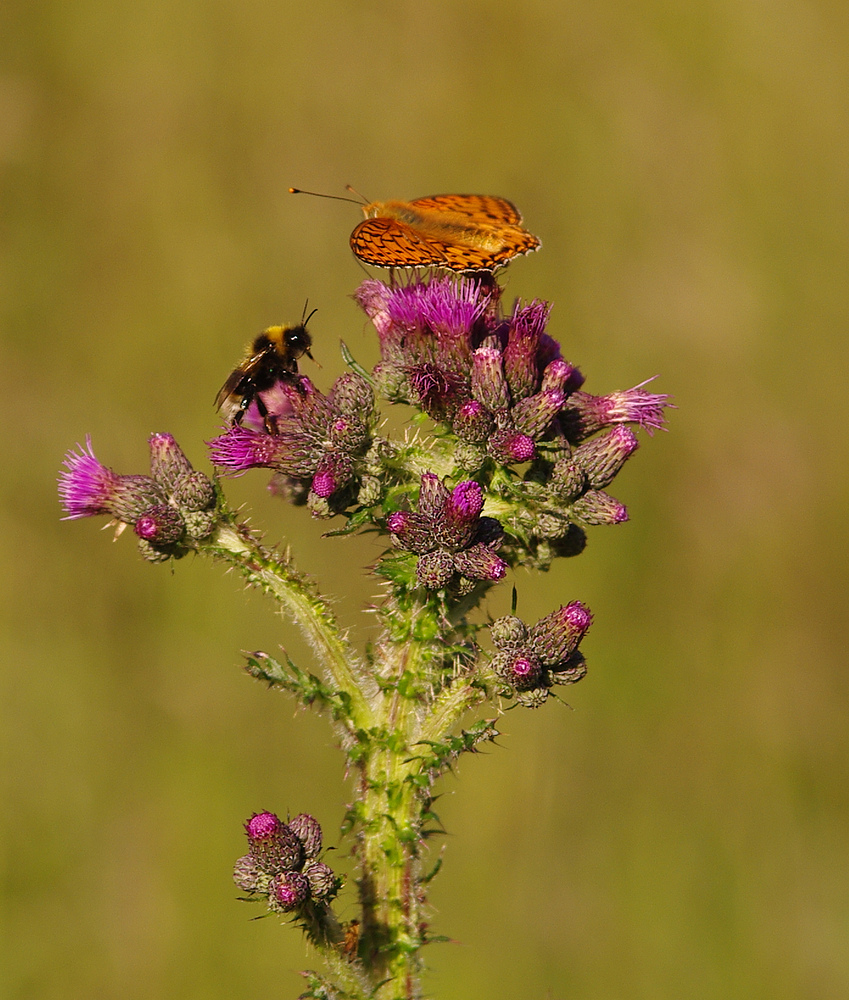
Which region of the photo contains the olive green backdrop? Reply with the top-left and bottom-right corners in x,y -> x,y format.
3,2 -> 848,998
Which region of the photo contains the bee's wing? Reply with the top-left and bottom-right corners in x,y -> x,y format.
214,352 -> 262,410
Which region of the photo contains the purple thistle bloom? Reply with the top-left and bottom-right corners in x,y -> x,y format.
389,472 -> 507,589
208,425 -> 314,476
561,380 -> 670,440
59,438 -> 165,523
209,373 -> 374,511
355,275 -> 663,478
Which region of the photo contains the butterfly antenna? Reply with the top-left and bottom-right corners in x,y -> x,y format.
289,187 -> 363,205
344,184 -> 370,204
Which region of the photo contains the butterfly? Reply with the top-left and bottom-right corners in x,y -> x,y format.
349,194 -> 541,272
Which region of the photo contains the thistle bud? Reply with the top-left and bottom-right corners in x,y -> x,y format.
551,458 -> 587,500
515,687 -> 550,708
438,480 -> 484,548
148,433 -> 193,492
303,861 -> 338,901
134,504 -> 185,546
288,813 -> 322,859
471,347 -> 510,412
172,471 -> 216,512
571,490 -> 629,525
549,650 -> 588,685
490,615 -> 528,651
330,372 -> 374,417
386,510 -> 433,554
245,812 -> 303,873
505,653 -> 544,690
487,429 -> 535,464
529,602 -> 593,665
416,549 -> 456,589
452,544 -> 507,582
573,426 -> 639,489
541,358 -> 584,394
233,854 -> 268,893
417,472 -> 449,521
268,870 -> 310,912
452,399 -> 494,443
311,452 -> 354,499
511,388 -> 565,438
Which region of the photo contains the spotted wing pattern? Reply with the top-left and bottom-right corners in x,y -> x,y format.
436,226 -> 541,271
350,218 -> 446,269
350,193 -> 540,272
407,194 -> 525,226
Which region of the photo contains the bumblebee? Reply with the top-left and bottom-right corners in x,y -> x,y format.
215,312 -> 316,432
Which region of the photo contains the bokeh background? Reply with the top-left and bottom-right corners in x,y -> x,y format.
3,1 -> 848,997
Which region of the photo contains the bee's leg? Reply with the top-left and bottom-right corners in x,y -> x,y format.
255,395 -> 278,435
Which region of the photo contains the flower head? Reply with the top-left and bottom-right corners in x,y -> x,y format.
388,473 -> 506,590
244,811 -> 303,873
356,276 -> 604,467
59,438 -> 165,522
209,372 -> 375,515
489,601 -> 592,705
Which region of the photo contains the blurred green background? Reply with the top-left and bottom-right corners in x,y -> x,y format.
3,1 -> 848,997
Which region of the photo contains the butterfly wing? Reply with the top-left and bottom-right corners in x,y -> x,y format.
435,227 -> 540,271
408,194 -> 524,225
351,218 -> 445,268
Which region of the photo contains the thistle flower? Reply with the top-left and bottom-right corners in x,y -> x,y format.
489,601 -> 593,705
387,473 -> 507,590
208,373 -> 375,514
58,435 -> 217,557
59,438 -> 166,522
355,276 -> 602,468
559,381 -> 670,441
244,811 -> 304,873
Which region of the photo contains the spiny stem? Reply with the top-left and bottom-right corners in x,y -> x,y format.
205,521 -> 375,725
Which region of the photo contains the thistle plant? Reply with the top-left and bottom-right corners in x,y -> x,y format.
59,270 -> 669,1000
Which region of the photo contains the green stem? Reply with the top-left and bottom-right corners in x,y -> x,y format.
358,636 -> 431,997
205,521 -> 375,725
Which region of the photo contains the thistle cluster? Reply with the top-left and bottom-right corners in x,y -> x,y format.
233,811 -> 339,914
355,275 -> 667,567
489,602 -> 592,707
208,372 -> 378,517
59,264 -> 670,999
58,433 -> 218,561
387,473 -> 506,591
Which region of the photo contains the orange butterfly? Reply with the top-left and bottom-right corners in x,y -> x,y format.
350,194 -> 541,272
